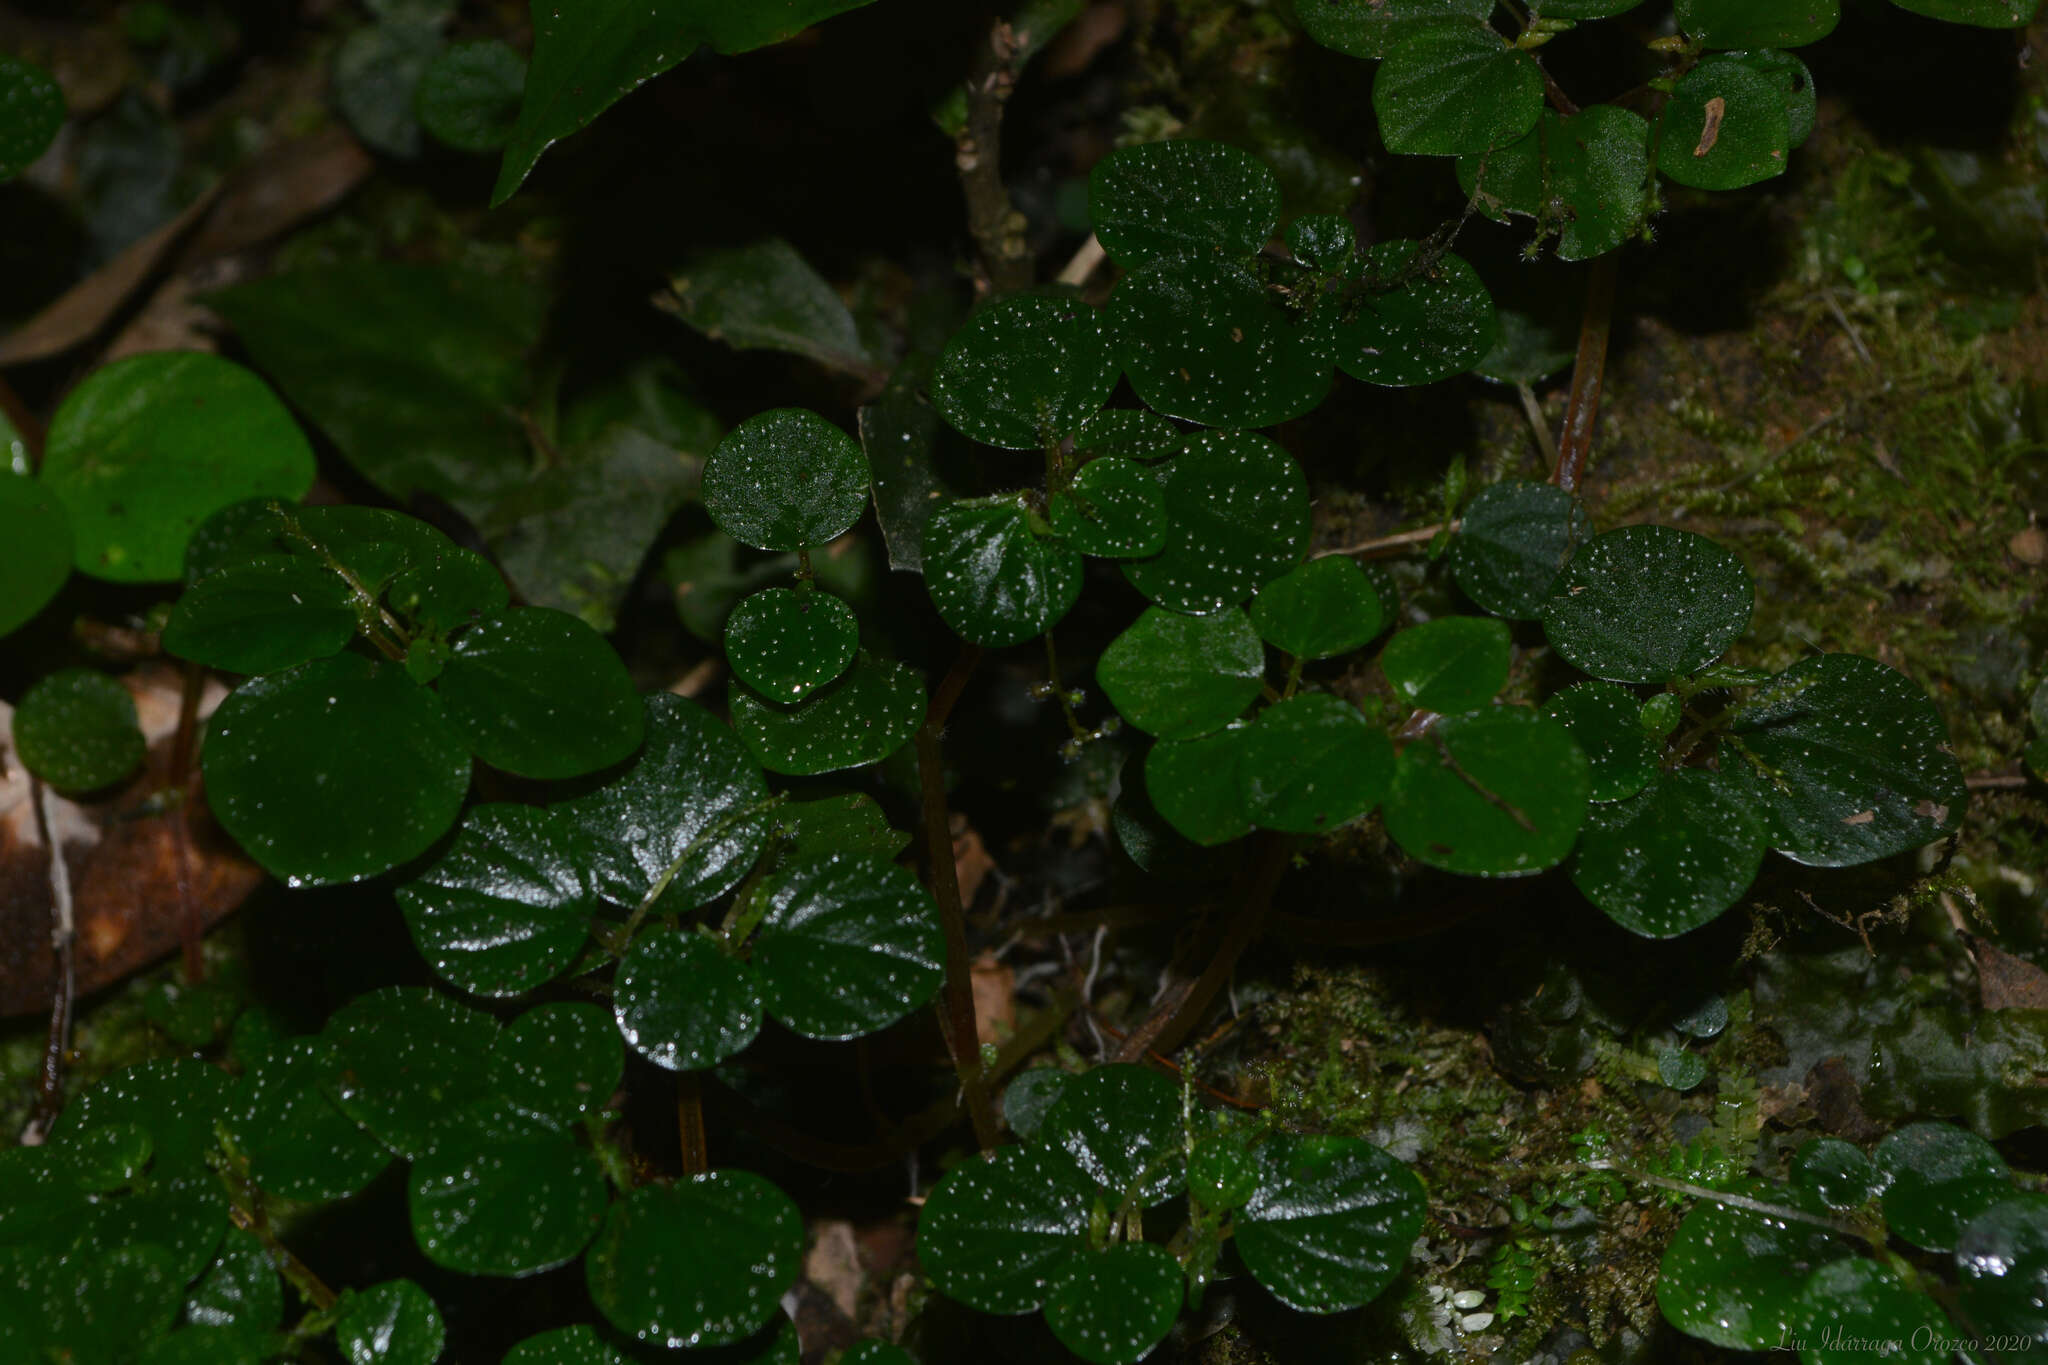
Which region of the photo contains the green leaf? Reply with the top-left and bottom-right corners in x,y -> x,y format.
1873,1122 -> 2010,1252
410,1140 -> 607,1276
1041,1064 -> 1185,1206
1290,0 -> 1495,60
723,587 -> 858,702
1385,706 -> 1590,875
225,1038 -> 393,1202
1123,431 -> 1311,614
334,1280 -> 444,1365
10,667 -> 144,794
1249,557 -> 1386,659
703,409 -> 870,552
555,692 -> 773,911
1676,0 -> 1839,47
1285,213 -> 1355,274
1044,1244 -> 1184,1365
918,1145 -> 1095,1314
1088,139 -> 1280,266
416,39 -> 526,152
1568,768 -> 1767,937
41,353 -> 315,583
322,988 -> 515,1158
334,22 -> 440,158
491,1002 -> 624,1130
210,264 -> 548,524
923,498 -> 1083,648
163,556 -> 357,675
503,1325 -> 630,1364
183,1228 -> 282,1348
614,930 -> 763,1071
1657,1047 -> 1707,1089
1890,0 -> 2040,24
1545,681 -> 1658,802
1074,408 -> 1185,461
1657,55 -> 1792,191
932,294 -> 1118,448
1541,525 -> 1753,683
1374,20 -> 1543,156
1655,1182 -> 1851,1349
0,55 -> 64,180
1316,242 -> 1498,386
492,0 -> 883,204
1051,457 -> 1169,559
1188,1137 -> 1261,1210
1236,1135 -> 1427,1312
436,607 -> 643,779
841,1343 -> 917,1365
1531,0 -> 1646,15
1380,617 -> 1511,714
1955,1194 -> 2048,1343
1475,307 -> 1576,384
1145,725 -> 1254,846
203,654 -> 471,886
586,1173 -> 803,1348
730,652 -> 925,775
1098,606 -> 1265,740
0,473 -> 71,636
658,240 -> 881,378
1791,1257 -> 1949,1365
56,1058 -> 231,1181
767,794 -> 908,865
1457,106 -> 1651,261
750,853 -> 945,1040
1728,654 -> 1967,867
1003,1069 -> 1073,1143
1789,1138 -> 1882,1210
1240,694 -> 1394,834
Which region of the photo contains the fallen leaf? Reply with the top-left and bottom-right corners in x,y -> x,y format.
1974,939 -> 2048,1011
970,951 -> 1015,1046
804,1219 -> 863,1320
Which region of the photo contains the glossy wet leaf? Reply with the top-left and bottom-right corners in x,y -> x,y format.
182,1228 -> 281,1348
1380,617 -> 1511,714
1098,605 -> 1265,739
918,1145 -> 1096,1313
1570,768 -> 1766,937
1728,653 -> 1966,866
1655,1183 -> 1851,1349
323,989 -> 515,1158
1003,1069 -> 1073,1143
1074,408 -> 1184,461
1145,724 -> 1254,846
660,239 -> 880,378
1955,1194 -> 2048,1343
0,473 -> 71,637
1790,1138 -> 1882,1210
1123,431 -> 1311,614
410,1139 -> 607,1276
1541,525 -> 1753,683
932,294 -> 1118,448
0,54 -> 64,180
724,587 -> 858,701
1088,139 -> 1279,266
1317,242 -> 1498,387
703,409 -> 868,552
1250,556 -> 1386,659
1535,0 -> 1647,13
1545,681 -> 1657,802
226,1038 -> 393,1202
272,504 -> 460,593
1241,694 -> 1394,834
1114,754 -> 1240,873
1676,0 -> 1838,47
41,353 -> 315,583
1374,20 -> 1543,156
1657,55 -> 1791,192
730,652 -> 925,775
203,655 -> 471,886
56,1058 -> 231,1181
1872,1122 -> 2010,1252
923,498 -> 1084,648
1385,706 -> 1590,876
1236,1135 -> 1427,1312
435,607 -> 643,778
1291,0 -> 1495,60
1109,256 -> 1332,430
1044,1244 -> 1183,1365
613,930 -> 762,1072
1791,1258 -> 1947,1365
586,1172 -> 803,1348
1189,1137 -> 1261,1210
1051,457 -> 1168,559
416,39 -> 526,152
768,793 -> 907,865
10,668 -> 144,794
491,1002 -> 624,1130
503,1325 -> 630,1364
1041,1064 -> 1185,1206
1744,49 -> 1817,146
57,1122 -> 152,1193
386,546 -> 510,633
1457,105 -> 1651,261
334,1280 -> 444,1365
163,556 -> 357,674
750,852 -> 945,1040
1892,0 -> 2040,23
554,692 -> 772,911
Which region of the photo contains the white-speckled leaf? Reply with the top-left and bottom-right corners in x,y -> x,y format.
749,852 -> 945,1040
1237,1135 -> 1426,1313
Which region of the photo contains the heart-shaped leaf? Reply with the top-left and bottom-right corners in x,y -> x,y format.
1657,55 -> 1793,191
1098,605 -> 1266,740
1250,556 -> 1387,659
613,930 -> 762,1071
932,294 -> 1119,448
1040,1064 -> 1185,1207
1236,1135 -> 1427,1312
1002,1069 -> 1073,1143
1790,1257 -> 1948,1364
1541,525 -> 1753,683
1955,1194 -> 2048,1343
586,1173 -> 803,1349
409,1139 -> 607,1276
0,473 -> 72,637
333,1280 -> 445,1365
1874,1122 -> 2011,1252
55,1059 -> 232,1183
923,498 -> 1084,648
730,652 -> 925,775
386,545 -> 510,633
1544,680 -> 1657,803
182,1228 -> 282,1350
1044,1244 -> 1184,1365
1144,724 -> 1254,846
1374,20 -> 1543,156
1316,241 -> 1498,387
1385,706 -> 1590,875
723,587 -> 858,702
1568,767 -> 1766,937
1292,0 -> 1495,59
1675,0 -> 1839,47
1658,1183 -> 1852,1349
918,1145 -> 1096,1314
767,794 -> 908,865
1240,694 -> 1395,834
163,556 -> 357,675
489,1001 -> 624,1131
1123,431 -> 1311,614
702,409 -> 869,552
1051,457 -> 1169,559
1088,139 -> 1280,266
1789,1138 -> 1883,1211
749,852 -> 945,1040
322,988 -> 523,1158
0,54 -> 64,180
10,668 -> 145,795
1074,408 -> 1185,461
436,607 -> 644,779
1379,616 -> 1511,714
416,39 -> 526,152
1457,106 -> 1652,261
225,1039 -> 392,1202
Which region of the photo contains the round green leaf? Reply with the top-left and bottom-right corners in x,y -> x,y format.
1074,409 -> 1185,461
1475,307 -> 1576,385
0,54 -> 64,180
335,1280 -> 444,1365
613,931 -> 762,1071
1236,1135 -> 1427,1313
42,353 -> 315,583
322,988 -> 509,1158
1122,431 -> 1311,614
333,22 -> 436,158
1003,1069 -> 1073,1143
1792,1258 -> 1949,1365
437,607 -> 642,779
1374,20 -> 1543,156
1658,1047 -> 1707,1090
1098,605 -> 1265,740
554,692 -> 772,910
1545,681 -> 1657,802
184,1227 -> 283,1347
586,1173 -> 802,1349
1088,139 -> 1280,266
503,1325 -> 630,1364
1568,767 -> 1767,937
730,652 -> 925,776
923,499 -> 1083,648
11,668 -> 144,794
1051,457 -> 1168,559
57,1121 -> 152,1193
56,1058 -> 231,1182
1540,525 -> 1753,683
1873,1122 -> 2011,1253
1671,994 -> 1729,1039
1657,55 -> 1791,191
1145,724 -> 1254,847
750,852 -> 945,1041
490,1002 -> 624,1130
225,1038 -> 392,1202
1189,1137 -> 1260,1210
1114,756 -> 1239,873
1892,0 -> 2039,24
1109,257 -> 1333,430
1291,0 -> 1495,60
767,793 -> 908,865
1250,556 -> 1386,659
1655,1182 -> 1851,1349
1790,1138 -> 1882,1210
1044,1244 -> 1183,1365
702,409 -> 868,552
1457,105 -> 1652,261
1041,1064 -> 1185,1206
1316,242 -> 1498,387
1676,0 -> 1839,48
1744,49 -> 1817,146
1728,654 -> 1967,867
932,294 -> 1118,448
1379,617 -> 1511,714
1285,213 -> 1355,274
1385,706 -> 1590,876
386,546 -> 509,632
163,556 -> 356,675
1240,694 -> 1394,834
410,1139 -> 606,1276
415,39 -> 526,152
724,588 -> 858,702
202,654 -> 471,886
0,473 -> 72,637
1955,1194 -> 2048,1344
918,1145 -> 1095,1314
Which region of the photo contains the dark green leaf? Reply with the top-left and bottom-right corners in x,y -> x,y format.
322,988 -> 515,1158
1250,556 -> 1386,659
503,1325 -> 630,1364
1534,0 -> 1646,13
586,1173 -> 803,1348
226,1038 -> 393,1202
1457,106 -> 1651,260
1098,605 -> 1265,739
1188,1137 -> 1261,1210
1655,1183 -> 1851,1349
730,652 -> 925,775
410,1140 -> 607,1276
1792,1258 -> 1949,1364
334,1280 -> 444,1365
1790,1138 -> 1882,1210
437,607 -> 643,779
416,39 -> 526,152
334,22 -> 440,158
1316,242 -> 1499,386
1044,1244 -> 1183,1365
1891,0 -> 2040,24
918,1145 -> 1095,1313
1374,20 -> 1543,156
933,294 -> 1118,448
0,473 -> 71,636
750,852 -> 945,1040
281,505 -> 460,593
1145,725 -> 1254,846
1285,213 -> 1355,274
386,548 -> 508,634
397,804 -> 597,995
1733,49 -> 1816,145
1051,457 -> 1168,559
1671,995 -> 1728,1038
1240,694 -> 1394,834
1114,757 -> 1240,872
841,1342 -> 916,1365
1569,767 -> 1767,937
767,793 -> 907,864
703,409 -> 869,552
1379,617 -> 1511,714
1955,1194 -> 2048,1343
163,556 -> 356,674
1657,55 -> 1792,191
1041,1064 -> 1185,1206
1237,1135 -> 1427,1312
1475,307 -> 1576,384
1003,1069 -> 1073,1143
658,240 -> 881,378
1676,0 -> 1838,47
1109,257 -> 1332,430
57,1121 -> 152,1192
1385,706 -> 1590,875
1291,0 -> 1494,61
1088,139 -> 1280,265
1540,525 -> 1753,683
1545,681 -> 1658,802
1873,1122 -> 2010,1252
0,55 -> 64,180
923,498 -> 1082,648
613,930 -> 762,1071
1073,408 -> 1185,461
10,667 -> 144,794
490,1001 -> 624,1130
56,1058 -> 230,1181
1123,431 -> 1311,614
724,587 -> 858,702
1657,1047 -> 1707,1089
183,1228 -> 281,1347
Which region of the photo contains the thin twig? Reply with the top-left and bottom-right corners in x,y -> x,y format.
171,660 -> 206,983
1316,521 -> 1459,559
23,779 -> 76,1143
1820,289 -> 1876,370
1057,234 -> 1107,287
1515,382 -> 1561,471
1553,252 -> 1618,494
956,20 -> 1033,293
676,1072 -> 708,1175
1964,772 -> 2028,790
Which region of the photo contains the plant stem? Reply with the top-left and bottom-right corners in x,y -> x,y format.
676,1072 -> 708,1176
171,659 -> 206,983
215,1128 -> 339,1312
1315,521 -> 1459,559
1553,251 -> 1618,493
956,18 -> 1033,293
23,779 -> 75,1143
1516,382 -> 1562,471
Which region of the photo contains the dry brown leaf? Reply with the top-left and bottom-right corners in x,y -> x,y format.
970,951 -> 1015,1046
1974,939 -> 2048,1011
